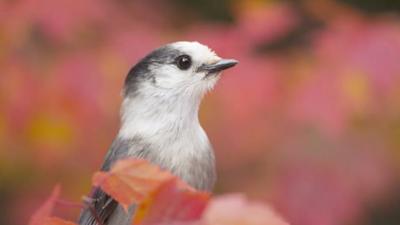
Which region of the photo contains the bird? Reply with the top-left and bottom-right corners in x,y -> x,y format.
78,41 -> 238,225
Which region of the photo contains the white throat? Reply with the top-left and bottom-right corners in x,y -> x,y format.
118,90 -> 203,139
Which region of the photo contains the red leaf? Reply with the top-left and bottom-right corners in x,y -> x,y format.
28,185 -> 77,225
133,179 -> 210,225
202,194 -> 289,225
92,158 -> 175,211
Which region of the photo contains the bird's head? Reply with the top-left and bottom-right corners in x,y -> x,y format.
123,41 -> 238,99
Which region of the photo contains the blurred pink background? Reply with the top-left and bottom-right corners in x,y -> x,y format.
1,0 -> 400,224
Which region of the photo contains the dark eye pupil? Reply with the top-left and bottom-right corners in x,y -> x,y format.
176,55 -> 192,70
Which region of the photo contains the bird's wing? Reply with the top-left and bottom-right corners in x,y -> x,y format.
78,187 -> 118,225
78,137 -> 149,225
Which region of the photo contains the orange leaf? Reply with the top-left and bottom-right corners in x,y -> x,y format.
29,185 -> 77,225
202,194 -> 289,225
133,179 -> 210,225
92,158 -> 175,211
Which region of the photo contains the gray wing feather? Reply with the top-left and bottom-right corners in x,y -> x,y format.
78,137 -> 149,225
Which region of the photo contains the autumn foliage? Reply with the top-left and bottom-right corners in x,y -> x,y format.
2,0 -> 400,225
28,159 -> 288,225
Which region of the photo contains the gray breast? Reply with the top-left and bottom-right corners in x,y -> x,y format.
109,134 -> 216,192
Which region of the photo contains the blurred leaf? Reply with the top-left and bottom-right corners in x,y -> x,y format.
92,159 -> 176,211
28,185 -> 76,225
202,194 -> 289,225
29,185 -> 60,225
133,179 -> 209,225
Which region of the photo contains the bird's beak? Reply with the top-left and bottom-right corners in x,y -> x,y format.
197,59 -> 238,74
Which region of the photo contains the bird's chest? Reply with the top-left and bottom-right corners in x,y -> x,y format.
135,127 -> 216,192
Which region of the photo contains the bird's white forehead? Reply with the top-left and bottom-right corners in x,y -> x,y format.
171,41 -> 220,64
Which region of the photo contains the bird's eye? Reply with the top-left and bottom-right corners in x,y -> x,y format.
176,55 -> 192,70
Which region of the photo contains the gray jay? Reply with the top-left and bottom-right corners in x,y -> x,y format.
78,41 -> 238,225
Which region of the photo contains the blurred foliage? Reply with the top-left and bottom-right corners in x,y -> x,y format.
172,0 -> 235,22
364,191 -> 400,225
341,0 -> 400,13
1,0 -> 400,225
